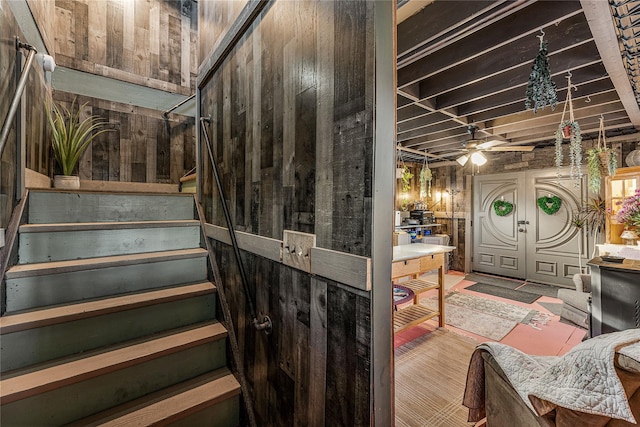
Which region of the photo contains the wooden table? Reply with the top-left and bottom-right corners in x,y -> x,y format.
392,243 -> 455,332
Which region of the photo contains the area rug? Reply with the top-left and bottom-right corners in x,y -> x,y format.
434,303 -> 517,340
423,292 -> 553,340
464,273 -> 523,289
466,282 -> 539,303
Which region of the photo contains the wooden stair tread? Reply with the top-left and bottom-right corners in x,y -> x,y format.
401,279 -> 440,294
0,323 -> 227,404
6,248 -> 207,279
67,369 -> 240,426
394,304 -> 439,333
0,282 -> 216,334
19,220 -> 200,233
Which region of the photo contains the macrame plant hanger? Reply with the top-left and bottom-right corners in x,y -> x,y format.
420,152 -> 431,199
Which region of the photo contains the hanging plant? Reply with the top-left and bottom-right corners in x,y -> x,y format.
493,200 -> 514,216
586,116 -> 617,193
555,73 -> 582,186
401,166 -> 413,193
525,33 -> 557,113
419,155 -> 432,198
537,195 -> 562,215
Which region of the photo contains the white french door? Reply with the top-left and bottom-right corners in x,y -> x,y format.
472,168 -> 590,287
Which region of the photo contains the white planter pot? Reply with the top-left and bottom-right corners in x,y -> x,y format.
53,175 -> 80,189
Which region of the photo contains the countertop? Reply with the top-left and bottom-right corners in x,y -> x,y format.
587,257 -> 640,273
392,243 -> 456,262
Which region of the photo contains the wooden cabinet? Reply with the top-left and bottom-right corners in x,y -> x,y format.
605,166 -> 640,244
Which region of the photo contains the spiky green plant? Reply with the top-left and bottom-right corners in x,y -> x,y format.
46,99 -> 111,176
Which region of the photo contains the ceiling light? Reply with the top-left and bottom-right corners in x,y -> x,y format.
471,151 -> 487,166
456,154 -> 469,166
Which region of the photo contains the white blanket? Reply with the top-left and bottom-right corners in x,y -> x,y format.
479,329 -> 640,423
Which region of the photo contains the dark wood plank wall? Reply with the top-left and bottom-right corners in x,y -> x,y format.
201,0 -> 374,256
211,241 -> 371,427
51,0 -> 197,95
199,1 -> 375,425
1,0 -> 50,227
198,0 -> 248,73
52,92 -> 195,183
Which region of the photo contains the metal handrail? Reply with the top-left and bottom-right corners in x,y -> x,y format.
200,116 -> 272,334
0,38 -> 37,158
162,94 -> 195,119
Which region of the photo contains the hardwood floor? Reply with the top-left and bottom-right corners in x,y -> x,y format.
395,328 -> 476,427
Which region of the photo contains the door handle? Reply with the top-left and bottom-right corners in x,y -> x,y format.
517,220 -> 530,225
518,228 -> 526,233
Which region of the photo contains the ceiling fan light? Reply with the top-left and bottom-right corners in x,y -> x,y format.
456,154 -> 469,166
471,151 -> 487,166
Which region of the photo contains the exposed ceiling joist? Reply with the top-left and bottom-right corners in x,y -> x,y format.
580,0 -> 640,128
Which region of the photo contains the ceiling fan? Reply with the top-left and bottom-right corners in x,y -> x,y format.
456,125 -> 535,166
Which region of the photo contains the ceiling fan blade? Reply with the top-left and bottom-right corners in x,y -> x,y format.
476,139 -> 506,150
485,146 -> 535,152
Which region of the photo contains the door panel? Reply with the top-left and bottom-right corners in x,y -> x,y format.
472,168 -> 589,286
525,171 -> 589,286
473,172 -> 526,278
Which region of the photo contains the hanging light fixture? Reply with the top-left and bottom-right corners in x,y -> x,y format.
457,151 -> 487,166
470,151 -> 487,166
456,154 -> 469,166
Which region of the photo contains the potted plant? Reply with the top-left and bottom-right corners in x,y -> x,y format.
586,117 -> 617,193
580,196 -> 608,257
554,73 -> 582,184
46,98 -> 111,189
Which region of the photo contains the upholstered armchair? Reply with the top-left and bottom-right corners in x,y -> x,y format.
557,273 -> 591,334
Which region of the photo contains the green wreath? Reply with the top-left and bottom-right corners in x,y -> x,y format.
537,195 -> 562,215
493,200 -> 514,216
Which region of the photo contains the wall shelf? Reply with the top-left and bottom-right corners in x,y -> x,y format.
395,224 -> 441,229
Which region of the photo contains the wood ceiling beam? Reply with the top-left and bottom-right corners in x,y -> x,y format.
436,60 -> 604,112
459,74 -> 612,119
397,1 -> 583,87
417,39 -> 598,101
581,0 -> 640,128
396,0 -> 435,25
504,109 -> 628,140
487,90 -> 620,130
508,119 -> 633,145
467,82 -> 613,123
398,119 -> 467,142
397,0 -> 496,58
397,112 -> 454,134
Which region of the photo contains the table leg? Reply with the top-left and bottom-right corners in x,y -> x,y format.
438,265 -> 445,327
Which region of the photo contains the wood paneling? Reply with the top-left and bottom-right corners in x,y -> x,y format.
210,240 -> 371,427
52,92 -> 194,184
199,1 -> 376,425
52,0 -> 197,95
200,0 -> 374,256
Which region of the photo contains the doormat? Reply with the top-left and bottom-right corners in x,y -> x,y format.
537,301 -> 563,316
464,273 -> 523,290
466,282 -> 539,304
518,282 -> 564,299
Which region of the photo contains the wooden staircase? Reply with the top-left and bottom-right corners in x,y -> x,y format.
0,190 -> 241,426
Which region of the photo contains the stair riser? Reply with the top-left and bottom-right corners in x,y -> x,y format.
28,192 -> 194,223
5,257 -> 208,312
19,226 -> 201,263
1,340 -> 226,426
1,294 -> 217,373
170,396 -> 240,427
